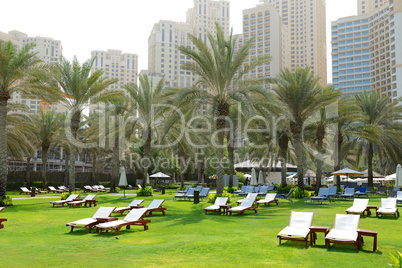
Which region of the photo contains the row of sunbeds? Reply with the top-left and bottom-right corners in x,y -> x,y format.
66,199 -> 166,235
174,186 -> 210,201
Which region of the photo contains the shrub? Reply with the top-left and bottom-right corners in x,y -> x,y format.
115,187 -> 120,192
60,191 -> 81,200
304,185 -> 315,191
292,187 -> 310,198
207,192 -> 231,203
224,186 -> 238,193
373,186 -> 378,192
236,171 -> 246,183
0,196 -> 13,205
276,185 -> 292,194
137,186 -> 153,196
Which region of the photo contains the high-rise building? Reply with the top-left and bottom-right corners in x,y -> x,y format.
331,0 -> 401,102
90,49 -> 138,94
358,0 -> 389,15
239,3 -> 290,84
259,0 -> 327,86
147,0 -> 229,88
0,30 -> 66,114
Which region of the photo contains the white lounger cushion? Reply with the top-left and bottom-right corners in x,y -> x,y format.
257,193 -> 277,203
237,193 -> 258,203
278,226 -> 310,237
377,198 -> 397,214
70,218 -> 97,226
326,229 -> 358,241
114,200 -> 144,212
204,205 -> 220,211
346,199 -> 369,213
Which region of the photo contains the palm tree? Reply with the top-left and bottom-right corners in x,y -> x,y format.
49,56 -> 119,191
30,109 -> 63,188
123,74 -> 166,187
0,40 -> 47,200
304,86 -> 341,192
269,67 -> 340,191
175,24 -> 270,194
354,90 -> 402,187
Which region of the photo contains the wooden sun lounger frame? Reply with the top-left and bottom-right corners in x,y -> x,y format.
67,195 -> 98,208
146,200 -> 167,215
50,194 -> 80,207
96,210 -> 151,235
277,212 -> 314,247
112,200 -> 145,216
66,207 -> 116,233
228,199 -> 258,216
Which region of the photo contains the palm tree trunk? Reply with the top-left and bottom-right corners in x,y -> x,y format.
26,155 -> 32,187
92,152 -> 97,185
367,142 -> 374,188
0,98 -> 8,200
69,147 -> 76,192
216,116 -> 226,194
293,130 -> 304,191
65,152 -> 69,186
316,125 -> 325,194
69,111 -> 81,192
197,150 -> 203,184
227,131 -> 235,188
142,127 -> 152,188
41,147 -> 49,189
110,137 -> 119,193
334,127 -> 343,187
279,134 -> 289,187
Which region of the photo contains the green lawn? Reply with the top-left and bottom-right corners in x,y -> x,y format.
1,192 -> 400,267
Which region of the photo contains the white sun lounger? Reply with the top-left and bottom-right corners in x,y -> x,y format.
277,211 -> 314,247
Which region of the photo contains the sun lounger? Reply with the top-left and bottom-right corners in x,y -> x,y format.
277,211 -> 314,247
236,193 -> 258,205
346,199 -> 369,216
95,208 -> 150,235
258,186 -> 268,196
310,188 -> 330,204
204,197 -> 228,215
48,186 -> 63,193
267,185 -> 275,192
50,194 -> 80,207
328,186 -> 337,200
355,187 -> 368,197
58,186 -> 69,192
19,187 -> 31,195
0,207 -> 6,229
396,191 -> 402,204
113,199 -> 145,216
277,188 -> 294,203
376,198 -> 399,218
238,186 -> 253,197
325,214 -> 360,250
340,188 -> 355,200
377,186 -> 387,195
66,206 -> 116,233
174,188 -> 194,201
67,195 -> 97,208
256,193 -> 278,207
84,185 -> 97,192
98,185 -> 110,191
228,198 -> 257,216
92,185 -> 105,192
145,199 -> 167,215
178,185 -> 191,194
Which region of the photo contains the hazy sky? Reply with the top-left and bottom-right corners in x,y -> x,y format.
1,0 -> 357,82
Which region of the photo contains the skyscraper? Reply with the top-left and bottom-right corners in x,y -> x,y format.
239,3 -> 290,84
90,49 -> 138,94
331,0 -> 401,102
147,0 -> 230,88
259,0 -> 327,86
0,30 -> 66,114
